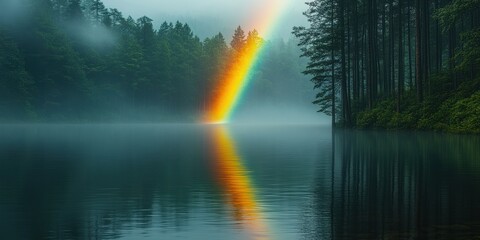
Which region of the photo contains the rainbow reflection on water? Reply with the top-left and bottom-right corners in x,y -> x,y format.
209,126 -> 270,239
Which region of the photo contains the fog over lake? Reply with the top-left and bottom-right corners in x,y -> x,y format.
1,0 -> 479,239
2,125 -> 480,239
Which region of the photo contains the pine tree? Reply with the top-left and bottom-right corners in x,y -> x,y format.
0,30 -> 34,119
293,0 -> 338,119
230,26 -> 246,52
295,0 -> 480,128
66,0 -> 84,21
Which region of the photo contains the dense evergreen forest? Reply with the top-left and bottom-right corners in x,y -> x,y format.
295,0 -> 480,133
0,0 -> 310,122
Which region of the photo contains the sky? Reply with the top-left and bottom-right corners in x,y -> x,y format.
102,0 -> 308,40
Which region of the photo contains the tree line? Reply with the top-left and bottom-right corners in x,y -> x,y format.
0,0 -> 310,122
295,0 -> 480,132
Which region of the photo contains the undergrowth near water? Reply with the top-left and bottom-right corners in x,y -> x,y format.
356,76 -> 480,134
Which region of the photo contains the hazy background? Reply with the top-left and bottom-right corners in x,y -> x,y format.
0,0 -> 328,123
100,0 -> 322,124
102,0 -> 308,39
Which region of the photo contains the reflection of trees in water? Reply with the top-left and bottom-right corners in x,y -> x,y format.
0,127 -> 217,239
308,130 -> 480,239
300,132 -> 334,240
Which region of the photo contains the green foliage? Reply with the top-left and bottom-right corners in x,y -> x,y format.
66,0 -> 84,21
0,0 -> 310,122
293,0 -> 337,117
230,26 -> 246,52
434,0 -> 480,30
455,28 -> 480,73
356,76 -> 480,134
448,91 -> 480,133
295,0 -> 480,133
23,12 -> 92,120
0,29 -> 34,120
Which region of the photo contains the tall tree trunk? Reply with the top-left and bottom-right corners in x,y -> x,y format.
373,0 -> 379,102
408,0 -> 413,90
95,0 -> 100,23
382,0 -> 389,95
397,0 -> 404,112
449,25 -> 456,88
361,25 -> 367,105
389,0 -> 395,96
367,0 -> 378,108
339,0 -> 351,126
423,0 -> 430,96
415,0 -> 424,102
347,3 -> 352,106
331,0 -> 336,127
353,0 -> 360,103
435,0 -> 442,72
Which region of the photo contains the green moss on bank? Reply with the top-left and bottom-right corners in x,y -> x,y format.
356,77 -> 480,134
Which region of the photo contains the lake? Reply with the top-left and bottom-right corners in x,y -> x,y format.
1,124 -> 479,239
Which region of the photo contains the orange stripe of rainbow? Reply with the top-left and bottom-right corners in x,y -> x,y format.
204,0 -> 289,123
210,126 -> 270,239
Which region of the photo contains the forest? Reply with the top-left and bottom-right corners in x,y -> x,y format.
295,0 -> 480,133
0,0 -> 311,122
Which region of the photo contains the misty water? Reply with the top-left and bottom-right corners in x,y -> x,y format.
1,124 -> 480,239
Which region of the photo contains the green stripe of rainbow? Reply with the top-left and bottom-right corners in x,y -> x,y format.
204,0 -> 290,124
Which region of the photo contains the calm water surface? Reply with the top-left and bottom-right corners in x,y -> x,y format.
0,124 -> 479,239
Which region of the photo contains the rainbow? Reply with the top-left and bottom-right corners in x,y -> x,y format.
209,126 -> 270,239
205,0 -> 290,124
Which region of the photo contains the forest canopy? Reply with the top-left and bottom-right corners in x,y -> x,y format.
0,0 -> 312,122
294,0 -> 480,133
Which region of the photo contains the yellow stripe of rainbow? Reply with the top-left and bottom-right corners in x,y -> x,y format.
210,126 -> 270,239
205,0 -> 289,124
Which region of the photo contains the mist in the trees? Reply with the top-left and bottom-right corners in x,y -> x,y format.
102,0 -> 308,39
0,0 -> 317,123
294,0 -> 480,132
1,1 -> 480,240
